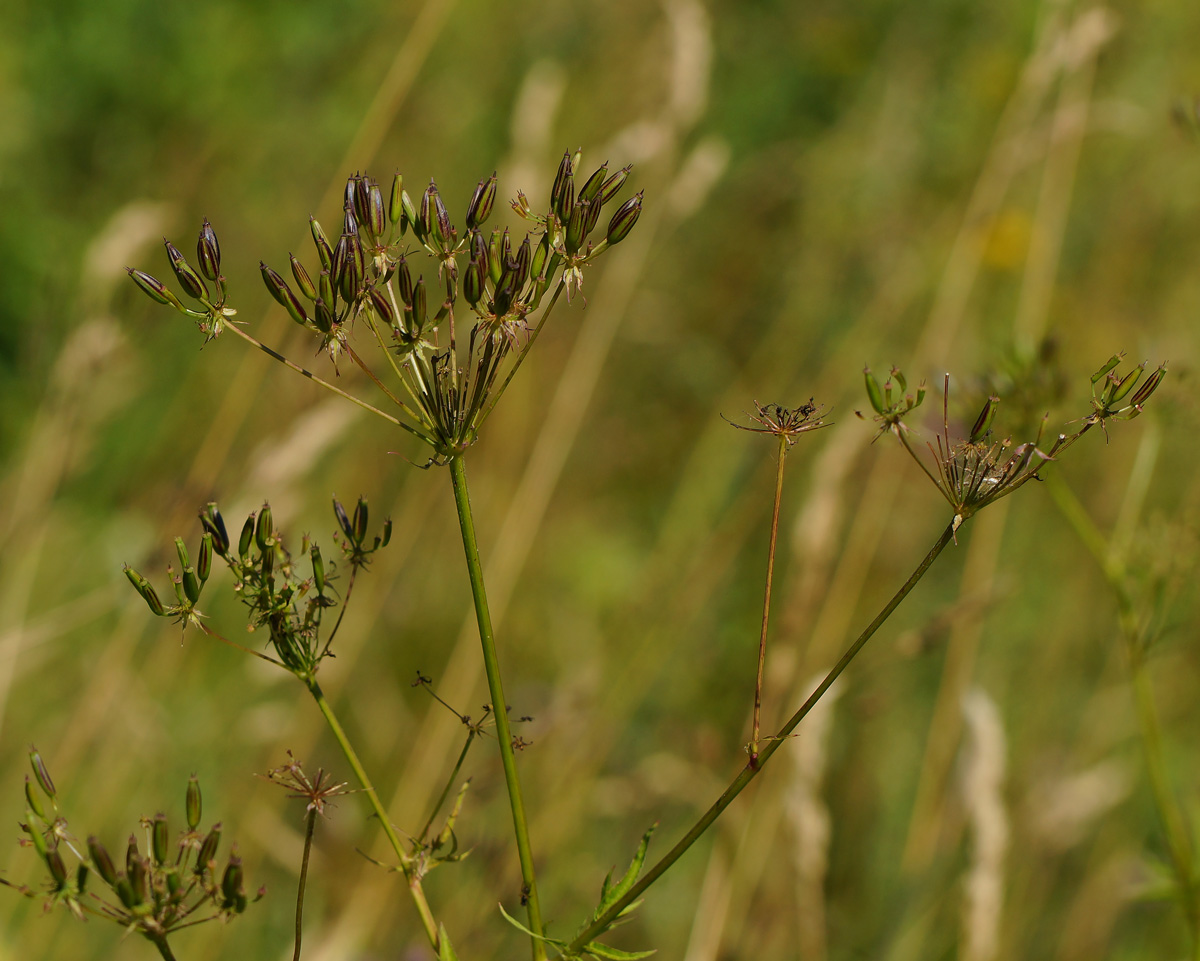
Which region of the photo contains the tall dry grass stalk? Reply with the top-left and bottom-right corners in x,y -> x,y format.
960,688 -> 1009,961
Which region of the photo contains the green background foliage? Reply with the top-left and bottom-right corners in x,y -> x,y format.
1,0 -> 1199,957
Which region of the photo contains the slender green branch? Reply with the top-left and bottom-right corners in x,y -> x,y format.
222,322 -> 438,445
305,678 -> 441,952
448,455 -> 547,961
420,730 -> 476,844
148,934 -> 178,961
344,341 -> 419,420
751,435 -> 788,765
293,807 -> 317,961
1045,474 -> 1198,948
567,520 -> 958,954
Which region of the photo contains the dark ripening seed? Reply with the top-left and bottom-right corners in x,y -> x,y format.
493,278 -> 516,317
471,229 -> 488,266
29,748 -> 56,799
366,182 -> 386,238
124,566 -> 165,616
550,151 -> 573,214
125,834 -> 140,876
318,268 -> 334,309
196,825 -> 221,875
369,287 -> 395,326
864,368 -> 885,414
255,504 -> 273,552
417,184 -> 434,241
344,175 -> 358,212
186,775 -> 202,831
579,163 -> 608,204
333,497 -> 355,542
412,278 -> 427,329
353,176 -> 372,230
389,172 -> 404,226
88,836 -> 119,887
197,219 -> 221,282
606,191 -> 643,245
152,814 -> 169,865
198,532 -> 213,583
127,268 -> 184,309
352,498 -> 369,544
599,164 -> 632,205
182,565 -> 200,604
531,232 -> 550,279
343,205 -> 359,240
165,240 -> 208,300
290,254 -> 317,300
311,218 -> 333,270
466,173 -> 498,230
556,175 -> 575,224
222,856 -> 244,902
396,257 -> 414,306
330,236 -> 350,295
314,299 -> 335,334
238,516 -> 254,557
46,846 -> 68,888
200,504 -> 230,557
464,260 -> 483,306
487,229 -> 503,284
565,203 -> 586,254
24,776 -> 44,820
583,195 -> 602,237
260,263 -> 308,326
513,235 -> 532,288
311,544 -> 326,595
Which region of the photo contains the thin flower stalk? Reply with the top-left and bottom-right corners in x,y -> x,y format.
725,400 -> 830,766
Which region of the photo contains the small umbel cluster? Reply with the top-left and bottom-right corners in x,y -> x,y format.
129,151 -> 642,461
3,750 -> 256,958
861,355 -> 1167,529
125,498 -> 390,678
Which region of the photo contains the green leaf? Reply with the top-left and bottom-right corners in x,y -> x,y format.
583,941 -> 656,960
438,924 -> 459,961
498,903 -> 567,948
596,823 -> 656,917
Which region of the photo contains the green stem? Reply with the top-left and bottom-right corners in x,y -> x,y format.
448,455 -> 547,961
148,934 -> 177,961
751,436 -> 788,765
1045,474 -> 1198,949
567,520 -> 957,954
305,678 -> 441,952
293,807 -> 317,961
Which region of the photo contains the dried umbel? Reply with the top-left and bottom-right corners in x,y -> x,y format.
3,751 -> 258,959
129,154 -> 641,462
725,399 -> 830,447
862,357 -> 1167,529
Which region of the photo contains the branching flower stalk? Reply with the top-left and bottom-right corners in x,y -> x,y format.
566,358 -> 1165,956
726,401 -> 830,766
124,498 -> 445,952
127,152 -> 642,961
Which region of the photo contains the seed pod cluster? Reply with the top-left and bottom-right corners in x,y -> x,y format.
17,763 -> 255,940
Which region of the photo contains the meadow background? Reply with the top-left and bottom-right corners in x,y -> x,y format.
1,0 -> 1199,958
